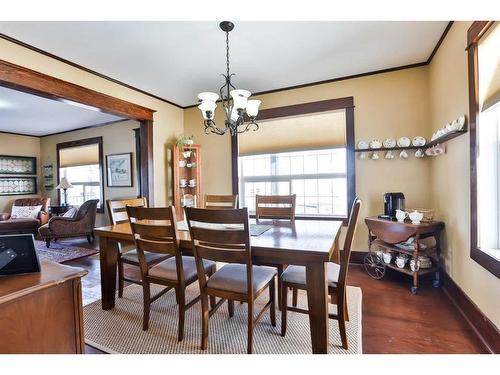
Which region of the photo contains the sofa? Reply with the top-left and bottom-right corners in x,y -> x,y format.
0,197 -> 50,235
38,199 -> 99,247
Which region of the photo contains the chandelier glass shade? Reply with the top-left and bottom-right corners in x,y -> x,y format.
197,21 -> 261,136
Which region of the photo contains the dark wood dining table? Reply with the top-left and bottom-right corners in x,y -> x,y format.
94,219 -> 342,354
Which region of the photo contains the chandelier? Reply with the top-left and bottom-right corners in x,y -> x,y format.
197,21 -> 261,136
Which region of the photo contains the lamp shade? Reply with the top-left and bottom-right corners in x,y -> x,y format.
246,100 -> 261,117
56,177 -> 74,190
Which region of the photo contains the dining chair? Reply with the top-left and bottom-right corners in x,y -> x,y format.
204,194 -> 238,209
280,197 -> 362,350
107,197 -> 166,298
185,207 -> 277,354
127,205 -> 216,340
255,194 -> 296,222
254,194 -> 296,309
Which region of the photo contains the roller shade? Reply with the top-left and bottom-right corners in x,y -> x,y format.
59,144 -> 99,168
239,109 -> 346,156
479,22 -> 500,112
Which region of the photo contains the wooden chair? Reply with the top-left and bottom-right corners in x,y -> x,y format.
107,197 -> 166,298
127,206 -> 216,340
280,197 -> 362,350
255,194 -> 296,222
185,207 -> 277,354
204,194 -> 238,209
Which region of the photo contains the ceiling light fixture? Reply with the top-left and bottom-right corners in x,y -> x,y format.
197,21 -> 261,136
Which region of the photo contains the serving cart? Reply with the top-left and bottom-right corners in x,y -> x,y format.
363,216 -> 444,294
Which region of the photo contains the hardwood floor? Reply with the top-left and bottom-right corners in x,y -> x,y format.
62,237 -> 488,354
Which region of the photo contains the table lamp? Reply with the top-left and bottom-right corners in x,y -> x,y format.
56,177 -> 74,206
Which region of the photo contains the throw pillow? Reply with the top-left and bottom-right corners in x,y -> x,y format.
11,205 -> 43,219
62,207 -> 77,218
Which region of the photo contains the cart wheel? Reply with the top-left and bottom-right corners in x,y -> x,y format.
363,253 -> 386,279
410,286 -> 418,295
432,279 -> 440,288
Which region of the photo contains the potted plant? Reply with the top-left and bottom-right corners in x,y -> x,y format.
176,135 -> 194,148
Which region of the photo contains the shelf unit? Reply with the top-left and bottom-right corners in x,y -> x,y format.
172,144 -> 202,220
354,129 -> 467,153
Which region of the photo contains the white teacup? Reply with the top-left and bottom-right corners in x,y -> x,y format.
382,252 -> 392,264
395,209 -> 407,223
410,259 -> 420,272
179,160 -> 187,168
395,257 -> 406,268
409,210 -> 424,224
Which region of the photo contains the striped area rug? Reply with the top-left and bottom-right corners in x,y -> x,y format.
83,283 -> 362,354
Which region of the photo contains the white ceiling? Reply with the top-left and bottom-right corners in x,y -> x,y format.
0,21 -> 449,107
0,86 -> 124,136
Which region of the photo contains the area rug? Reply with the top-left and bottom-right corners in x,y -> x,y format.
35,240 -> 99,263
83,283 -> 362,354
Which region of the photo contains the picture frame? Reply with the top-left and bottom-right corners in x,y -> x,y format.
0,177 -> 37,196
0,155 -> 37,175
106,152 -> 133,187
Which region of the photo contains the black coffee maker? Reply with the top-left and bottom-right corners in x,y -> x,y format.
379,192 -> 405,220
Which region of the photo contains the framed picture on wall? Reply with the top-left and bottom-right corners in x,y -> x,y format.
106,153 -> 133,187
0,177 -> 37,195
0,155 -> 37,175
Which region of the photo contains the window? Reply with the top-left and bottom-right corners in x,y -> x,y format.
468,21 -> 500,276
57,137 -> 104,212
239,148 -> 347,217
235,99 -> 355,221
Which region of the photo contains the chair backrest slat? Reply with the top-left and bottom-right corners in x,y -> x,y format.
107,197 -> 147,224
255,194 -> 296,222
338,197 -> 362,289
204,194 -> 238,209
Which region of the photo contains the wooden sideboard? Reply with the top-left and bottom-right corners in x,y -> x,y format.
0,260 -> 87,353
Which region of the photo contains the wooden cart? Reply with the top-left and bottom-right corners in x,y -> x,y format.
364,216 -> 444,294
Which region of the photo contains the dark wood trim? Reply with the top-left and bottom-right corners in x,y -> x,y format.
0,59 -> 155,121
467,21 -> 500,278
133,128 -> 142,198
441,269 -> 500,353
233,96 -> 356,218
426,21 -> 454,64
0,33 -> 183,109
139,120 -> 154,204
0,130 -> 39,138
56,136 -> 105,213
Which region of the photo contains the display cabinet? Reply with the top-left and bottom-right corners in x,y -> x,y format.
173,144 -> 202,220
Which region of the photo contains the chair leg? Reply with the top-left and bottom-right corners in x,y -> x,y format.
277,264 -> 283,310
292,288 -> 298,307
344,297 -> 349,322
177,287 -> 186,342
207,266 -> 216,309
270,277 -> 276,327
200,292 -> 209,350
142,281 -> 151,331
86,234 -> 92,244
45,239 -> 51,248
247,300 -> 254,354
117,258 -> 124,298
228,299 -> 235,318
338,296 -> 348,350
281,283 -> 288,337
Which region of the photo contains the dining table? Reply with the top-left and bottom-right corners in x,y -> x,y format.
94,218 -> 343,354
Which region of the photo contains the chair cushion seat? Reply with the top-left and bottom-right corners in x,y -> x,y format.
207,264 -> 277,294
149,256 -> 215,283
121,249 -> 167,264
0,218 -> 40,231
281,263 -> 340,288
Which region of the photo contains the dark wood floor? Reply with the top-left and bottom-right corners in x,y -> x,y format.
63,237 -> 487,354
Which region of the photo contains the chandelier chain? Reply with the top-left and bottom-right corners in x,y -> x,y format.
225,31 -> 230,79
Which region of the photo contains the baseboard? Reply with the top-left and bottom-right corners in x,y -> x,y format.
440,269 -> 499,354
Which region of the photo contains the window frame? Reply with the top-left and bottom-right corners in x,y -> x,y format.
231,97 -> 356,224
56,136 -> 105,213
468,21 -> 500,278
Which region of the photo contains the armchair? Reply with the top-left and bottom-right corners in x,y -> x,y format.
38,199 -> 99,248
0,198 -> 50,235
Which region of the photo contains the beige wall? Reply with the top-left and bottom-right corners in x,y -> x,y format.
40,120 -> 140,226
185,66 -> 432,251
0,133 -> 41,212
0,38 -> 184,208
428,21 -> 500,328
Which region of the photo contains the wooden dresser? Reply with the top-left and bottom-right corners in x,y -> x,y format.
0,260 -> 87,353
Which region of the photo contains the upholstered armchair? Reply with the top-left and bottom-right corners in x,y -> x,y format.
0,197 -> 50,235
39,199 -> 99,248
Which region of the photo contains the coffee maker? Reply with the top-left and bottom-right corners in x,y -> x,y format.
379,192 -> 405,220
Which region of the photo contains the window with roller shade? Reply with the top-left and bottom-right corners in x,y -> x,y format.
475,22 -> 500,265
238,109 -> 349,218
57,139 -> 103,209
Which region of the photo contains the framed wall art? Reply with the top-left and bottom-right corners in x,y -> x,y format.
0,155 -> 37,175
0,177 -> 37,196
106,152 -> 133,187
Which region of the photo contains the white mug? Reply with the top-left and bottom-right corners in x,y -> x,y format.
395,209 -> 407,223
382,252 -> 392,264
